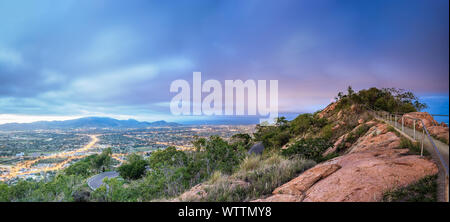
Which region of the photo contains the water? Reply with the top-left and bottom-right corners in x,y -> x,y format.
420,94 -> 449,125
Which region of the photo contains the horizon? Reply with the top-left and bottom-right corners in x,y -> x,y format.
1,0 -> 449,124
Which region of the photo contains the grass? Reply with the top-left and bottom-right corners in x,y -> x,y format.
195,153 -> 316,202
382,174 -> 437,202
387,126 -> 401,137
399,137 -> 429,156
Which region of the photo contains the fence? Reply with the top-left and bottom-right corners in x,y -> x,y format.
367,107 -> 449,202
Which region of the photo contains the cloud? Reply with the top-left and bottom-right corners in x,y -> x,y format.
0,47 -> 23,67
0,0 -> 448,123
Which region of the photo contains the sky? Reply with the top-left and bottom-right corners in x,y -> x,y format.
0,0 -> 449,124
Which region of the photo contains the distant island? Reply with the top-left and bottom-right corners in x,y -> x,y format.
0,117 -> 181,131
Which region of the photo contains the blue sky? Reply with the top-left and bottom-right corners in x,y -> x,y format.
0,0 -> 448,124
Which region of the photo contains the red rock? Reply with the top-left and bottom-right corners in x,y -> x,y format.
257,122 -> 438,202
252,194 -> 302,202
272,164 -> 341,196
427,126 -> 449,143
318,102 -> 337,119
400,112 -> 438,129
322,134 -> 346,157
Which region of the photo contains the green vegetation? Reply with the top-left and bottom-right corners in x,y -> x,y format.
254,113 -> 331,154
65,148 -> 114,178
0,174 -> 86,202
382,175 -> 437,202
191,154 -> 315,202
335,86 -> 427,114
117,153 -> 148,180
399,137 -> 429,156
89,136 -> 247,201
0,87 -> 435,202
344,124 -> 371,145
281,138 -> 332,162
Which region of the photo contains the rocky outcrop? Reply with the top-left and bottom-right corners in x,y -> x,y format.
176,184 -> 209,201
347,123 -> 400,154
317,102 -> 337,119
272,164 -> 341,196
400,112 -> 438,129
322,120 -> 379,156
427,126 -> 449,144
399,112 -> 449,144
322,134 -> 346,157
254,122 -> 438,202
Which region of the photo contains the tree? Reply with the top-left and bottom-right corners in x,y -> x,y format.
118,153 -> 148,180
90,148 -> 112,173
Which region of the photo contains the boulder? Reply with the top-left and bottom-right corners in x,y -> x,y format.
176,184 -> 209,201
248,142 -> 265,155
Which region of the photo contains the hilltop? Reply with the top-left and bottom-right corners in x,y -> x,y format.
0,87 -> 447,202
0,117 -> 181,131
175,87 -> 447,202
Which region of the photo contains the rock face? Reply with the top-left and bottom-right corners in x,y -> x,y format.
427,126 -> 449,143
176,184 -> 209,201
400,112 -> 438,129
317,102 -> 337,119
322,120 -> 378,157
347,123 -> 400,154
254,122 -> 438,202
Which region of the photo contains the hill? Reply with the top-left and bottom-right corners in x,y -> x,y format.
0,117 -> 180,131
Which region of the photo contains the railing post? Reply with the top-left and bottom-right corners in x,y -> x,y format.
413,119 -> 416,140
446,175 -> 449,202
402,117 -> 404,132
421,128 -> 424,157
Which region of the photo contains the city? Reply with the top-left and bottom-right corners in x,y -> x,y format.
0,125 -> 255,183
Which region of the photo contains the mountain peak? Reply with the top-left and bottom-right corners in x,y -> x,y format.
0,117 -> 180,131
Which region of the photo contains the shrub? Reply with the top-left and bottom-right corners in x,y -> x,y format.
383,175 -> 437,202
320,124 -> 333,140
281,138 -> 332,162
117,153 -> 148,180
201,154 -> 316,202
399,137 -> 427,155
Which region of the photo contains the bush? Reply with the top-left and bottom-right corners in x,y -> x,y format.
200,154 -> 316,202
383,175 -> 437,202
345,124 -> 370,144
335,87 -> 427,114
118,153 -> 148,180
281,138 -> 332,162
399,137 -> 428,155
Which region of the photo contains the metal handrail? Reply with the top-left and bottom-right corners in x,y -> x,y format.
365,105 -> 449,201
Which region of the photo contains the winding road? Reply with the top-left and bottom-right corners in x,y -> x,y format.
87,171 -> 119,190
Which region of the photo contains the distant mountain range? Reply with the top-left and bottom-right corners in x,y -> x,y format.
0,117 -> 181,131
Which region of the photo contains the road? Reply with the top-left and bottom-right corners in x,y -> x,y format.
2,134 -> 99,180
87,171 -> 119,190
